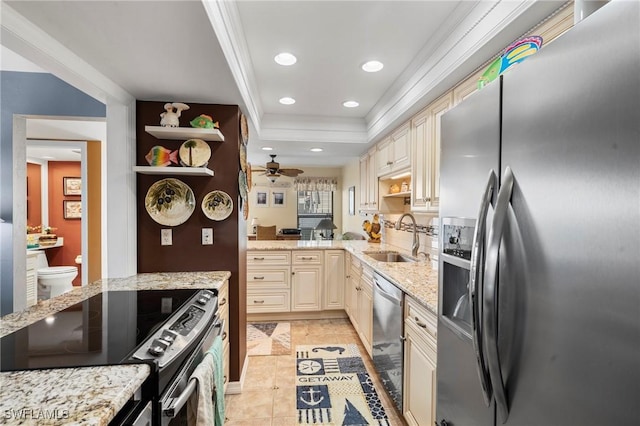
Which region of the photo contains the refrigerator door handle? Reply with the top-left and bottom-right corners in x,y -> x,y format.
469,169 -> 496,406
483,166 -> 514,423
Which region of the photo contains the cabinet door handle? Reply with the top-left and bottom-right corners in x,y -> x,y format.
253,276 -> 265,280
292,272 -> 296,275
414,317 -> 427,328
219,298 -> 227,306
253,300 -> 265,304
223,376 -> 228,384
222,332 -> 228,341
253,257 -> 265,261
301,257 -> 313,260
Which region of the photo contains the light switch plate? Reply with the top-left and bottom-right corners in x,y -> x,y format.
161,229 -> 172,246
202,228 -> 213,245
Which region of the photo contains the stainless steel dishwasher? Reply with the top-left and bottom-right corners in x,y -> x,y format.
372,272 -> 404,412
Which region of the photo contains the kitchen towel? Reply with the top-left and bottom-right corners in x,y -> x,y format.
187,335 -> 225,426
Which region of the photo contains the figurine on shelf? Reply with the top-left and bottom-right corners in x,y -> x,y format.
362,213 -> 382,243
160,102 -> 190,127
190,114 -> 219,129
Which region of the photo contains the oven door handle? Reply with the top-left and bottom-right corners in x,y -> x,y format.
162,319 -> 225,418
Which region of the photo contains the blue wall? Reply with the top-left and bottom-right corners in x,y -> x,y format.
0,71 -> 106,315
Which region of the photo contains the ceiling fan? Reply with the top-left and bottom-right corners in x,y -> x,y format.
254,155 -> 304,182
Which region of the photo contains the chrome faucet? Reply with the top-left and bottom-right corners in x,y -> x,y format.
395,213 -> 420,257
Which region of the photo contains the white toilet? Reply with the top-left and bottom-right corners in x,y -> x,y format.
35,251 -> 77,299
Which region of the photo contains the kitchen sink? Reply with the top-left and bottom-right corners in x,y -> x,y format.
363,251 -> 417,263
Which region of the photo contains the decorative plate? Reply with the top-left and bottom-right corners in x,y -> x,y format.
240,143 -> 247,172
145,178 -> 195,226
243,200 -> 249,220
201,190 -> 233,221
179,139 -> 211,167
240,113 -> 249,145
239,170 -> 249,202
246,162 -> 252,191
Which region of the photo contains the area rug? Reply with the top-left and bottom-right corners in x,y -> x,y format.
295,344 -> 391,425
246,322 -> 291,356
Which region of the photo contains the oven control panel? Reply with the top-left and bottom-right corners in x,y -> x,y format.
131,289 -> 218,368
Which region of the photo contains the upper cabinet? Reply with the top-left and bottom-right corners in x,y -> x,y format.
411,92 -> 452,212
377,123 -> 410,177
359,147 -> 378,212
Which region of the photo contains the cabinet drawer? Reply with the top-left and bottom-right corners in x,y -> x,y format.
247,291 -> 291,313
349,254 -> 362,271
292,251 -> 323,265
247,251 -> 291,265
247,266 -> 290,290
405,296 -> 437,340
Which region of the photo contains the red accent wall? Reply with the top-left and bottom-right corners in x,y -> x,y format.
47,161 -> 82,286
26,162 -> 42,228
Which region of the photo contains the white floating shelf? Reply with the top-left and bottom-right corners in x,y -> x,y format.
133,166 -> 214,176
145,125 -> 225,142
382,191 -> 411,198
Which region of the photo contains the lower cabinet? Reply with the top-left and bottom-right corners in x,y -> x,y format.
403,295 -> 437,426
218,279 -> 230,393
324,250 -> 345,309
346,262 -> 373,358
291,264 -> 322,311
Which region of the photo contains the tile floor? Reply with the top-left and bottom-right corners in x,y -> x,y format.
224,318 -> 406,426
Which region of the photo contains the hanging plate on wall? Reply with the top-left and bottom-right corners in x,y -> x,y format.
201,190 -> 233,221
240,113 -> 249,145
179,139 -> 211,167
144,178 -> 195,226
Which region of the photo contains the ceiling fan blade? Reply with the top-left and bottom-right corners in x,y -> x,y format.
279,168 -> 304,177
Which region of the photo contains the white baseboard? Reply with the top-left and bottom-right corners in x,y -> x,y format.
224,354 -> 248,395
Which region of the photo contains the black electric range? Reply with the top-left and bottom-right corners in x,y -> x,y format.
0,288 -> 219,425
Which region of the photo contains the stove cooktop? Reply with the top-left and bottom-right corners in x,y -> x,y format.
0,289 -> 199,372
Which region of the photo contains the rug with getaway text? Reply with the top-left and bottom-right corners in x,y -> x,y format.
296,344 -> 390,425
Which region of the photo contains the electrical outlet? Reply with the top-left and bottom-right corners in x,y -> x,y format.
202,228 -> 213,245
161,229 -> 172,246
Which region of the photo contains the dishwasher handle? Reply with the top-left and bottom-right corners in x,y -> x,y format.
373,277 -> 403,305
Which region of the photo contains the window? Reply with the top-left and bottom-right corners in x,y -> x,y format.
297,190 -> 333,240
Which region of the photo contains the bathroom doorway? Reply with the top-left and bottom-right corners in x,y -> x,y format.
13,115 -> 105,309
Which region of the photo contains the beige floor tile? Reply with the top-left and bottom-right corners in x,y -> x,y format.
272,386 -> 297,418
271,417 -> 298,426
225,389 -> 274,420
224,418 -> 272,426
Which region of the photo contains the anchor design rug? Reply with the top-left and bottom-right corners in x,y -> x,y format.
296,344 -> 390,425
247,322 -> 291,356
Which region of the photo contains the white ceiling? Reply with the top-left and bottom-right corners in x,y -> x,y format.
2,0 -> 565,168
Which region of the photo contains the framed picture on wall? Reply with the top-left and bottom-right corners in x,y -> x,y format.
255,189 -> 269,207
271,190 -> 286,208
64,200 -> 82,219
63,177 -> 82,196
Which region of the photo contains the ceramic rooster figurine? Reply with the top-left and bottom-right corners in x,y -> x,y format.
362,213 -> 382,243
160,102 -> 190,127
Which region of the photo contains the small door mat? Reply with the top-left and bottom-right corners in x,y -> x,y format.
295,344 -> 390,425
247,322 -> 291,356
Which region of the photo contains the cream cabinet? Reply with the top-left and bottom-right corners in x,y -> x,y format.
247,251 -> 291,313
345,255 -> 372,357
377,123 -> 411,177
323,250 -> 345,310
291,251 -> 323,312
411,92 -> 452,212
345,253 -> 362,323
403,295 -> 437,426
218,280 -> 230,392
359,147 -> 378,212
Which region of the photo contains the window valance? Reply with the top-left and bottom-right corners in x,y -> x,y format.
294,177 -> 338,191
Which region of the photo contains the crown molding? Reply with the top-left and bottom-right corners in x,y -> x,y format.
259,114 -> 368,144
0,3 -> 133,105
366,0 -> 558,142
201,0 -> 263,134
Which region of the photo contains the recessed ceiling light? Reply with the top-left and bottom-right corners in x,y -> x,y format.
274,53 -> 297,66
262,146 -> 273,151
41,156 -> 55,160
279,97 -> 296,105
362,60 -> 384,73
310,148 -> 323,152
343,100 -> 359,108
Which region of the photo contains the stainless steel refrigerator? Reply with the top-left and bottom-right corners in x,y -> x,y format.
437,1 -> 640,425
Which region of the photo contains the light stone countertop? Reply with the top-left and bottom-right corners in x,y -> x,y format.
0,364 -> 150,426
0,271 -> 230,425
247,240 -> 439,314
